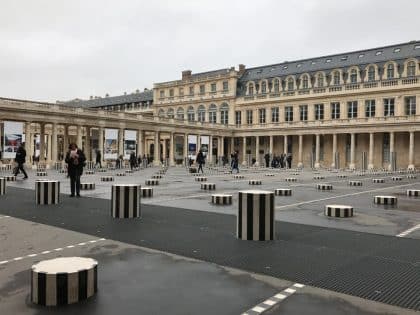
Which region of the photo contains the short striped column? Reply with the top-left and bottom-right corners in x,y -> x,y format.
274,188 -> 292,196
249,179 -> 262,185
35,180 -> 60,205
316,183 -> 333,190
374,195 -> 397,205
237,190 -> 274,241
36,171 -> 48,177
145,179 -> 159,186
85,170 -> 95,175
97,168 -> 107,173
265,173 -> 275,177
337,174 -> 347,178
407,174 -> 417,179
80,183 -> 95,190
348,180 -> 363,186
5,175 -> 16,182
0,177 -> 5,195
233,174 -> 244,179
313,175 -> 325,180
53,162 -> 63,170
325,205 -> 354,218
373,178 -> 385,183
195,177 -> 207,182
356,172 -> 366,176
285,177 -> 297,182
407,189 -> 420,197
116,172 -> 126,177
201,183 -> 216,190
152,174 -> 163,179
141,187 -> 153,197
58,169 -> 67,174
391,176 -> 403,181
291,172 -> 300,176
111,184 -> 141,218
211,194 -> 232,205
31,257 -> 97,306
125,169 -> 133,174
101,176 -> 114,182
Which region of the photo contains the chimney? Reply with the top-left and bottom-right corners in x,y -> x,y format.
105,93 -> 109,97
136,89 -> 140,93
238,64 -> 246,75
124,92 -> 127,95
90,96 -> 93,100
182,70 -> 192,80
144,88 -> 148,91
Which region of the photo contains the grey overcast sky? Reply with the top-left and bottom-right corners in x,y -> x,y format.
0,0 -> 419,102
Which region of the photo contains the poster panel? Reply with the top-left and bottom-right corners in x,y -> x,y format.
104,129 -> 118,160
174,136 -> 183,160
200,136 -> 209,157
3,121 -> 23,158
188,135 -> 197,160
124,130 -> 137,159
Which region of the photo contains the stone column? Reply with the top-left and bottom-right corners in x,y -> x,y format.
197,135 -> 201,152
153,131 -> 160,166
255,135 -> 260,166
137,130 -> 143,157
63,124 -> 68,152
40,123 -> 46,162
169,132 -> 175,166
297,134 -> 303,168
284,135 -> 288,154
315,134 -> 320,169
183,133 -> 188,165
242,136 -> 247,166
269,135 -> 273,155
47,134 -> 52,163
208,135 -> 213,164
331,133 -> 337,169
51,123 -> 58,164
349,133 -> 356,170
118,128 -> 124,158
230,137 -> 235,155
368,132 -> 374,170
389,131 -> 395,171
25,122 -> 32,164
98,127 -> 104,164
76,125 -> 83,149
162,138 -> 167,160
85,127 -> 91,161
220,136 -> 225,158
408,131 -> 414,170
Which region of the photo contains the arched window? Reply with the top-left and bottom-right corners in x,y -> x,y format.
197,105 -> 206,122
158,109 -> 165,117
248,83 -> 254,95
287,78 -> 294,91
317,73 -> 324,87
350,69 -> 357,83
387,63 -> 394,79
176,107 -> 184,120
273,79 -> 280,92
333,71 -> 340,85
209,104 -> 217,123
261,81 -> 267,94
302,75 -> 309,89
367,66 -> 375,82
187,106 -> 195,121
407,61 -> 416,77
167,108 -> 174,118
220,103 -> 229,125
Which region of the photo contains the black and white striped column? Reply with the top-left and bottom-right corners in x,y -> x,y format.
116,172 -> 126,177
80,183 -> 95,190
101,176 -> 114,182
0,177 -> 5,195
233,174 -> 244,179
316,183 -> 333,190
5,175 -> 16,182
237,190 -> 274,241
348,180 -> 362,186
141,187 -> 153,197
201,183 -> 216,190
249,180 -> 262,185
407,174 -> 417,179
195,176 -> 207,182
145,179 -> 159,186
211,194 -> 232,205
373,178 -> 385,183
285,177 -> 297,182
35,180 -> 60,205
313,175 -> 325,180
407,189 -> 420,197
391,176 -> 403,181
152,174 -> 163,179
325,205 -> 354,217
85,170 -> 95,175
374,195 -> 397,205
111,184 -> 141,218
36,171 -> 48,177
31,257 -> 97,306
337,174 -> 347,178
274,188 -> 292,196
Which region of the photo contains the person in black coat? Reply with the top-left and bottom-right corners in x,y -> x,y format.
95,150 -> 102,168
14,144 -> 28,179
65,143 -> 86,197
196,150 -> 205,173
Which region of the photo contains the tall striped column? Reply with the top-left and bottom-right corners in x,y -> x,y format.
111,184 -> 141,218
0,177 -> 5,195
35,180 -> 60,205
237,190 -> 274,241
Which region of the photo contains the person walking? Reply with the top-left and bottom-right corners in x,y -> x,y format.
129,151 -> 137,169
196,150 -> 205,173
13,144 -> 28,179
264,153 -> 270,168
95,150 -> 102,169
65,143 -> 86,197
231,150 -> 239,173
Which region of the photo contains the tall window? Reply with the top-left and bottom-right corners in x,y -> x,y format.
235,111 -> 242,125
176,108 -> 184,120
271,107 -> 279,123
169,89 -> 174,97
273,79 -> 280,92
299,105 -> 308,121
407,61 -> 416,77
331,102 -> 340,119
211,83 -> 216,92
350,69 -> 358,83
223,81 -> 229,91
167,108 -> 174,119
317,73 -> 324,87
179,87 -> 184,96
189,86 -> 194,96
367,66 -> 375,82
160,90 -> 165,98
187,106 -> 195,121
347,101 -> 358,118
333,71 -> 340,85
197,105 -> 206,122
158,109 -> 165,117
285,106 -> 293,122
384,98 -> 395,116
383,133 -> 390,163
387,64 -> 395,79
199,85 -> 205,95
302,75 -> 309,89
248,83 -> 254,95
246,110 -> 253,125
220,103 -> 229,125
365,100 -> 376,117
259,108 -> 266,124
261,81 -> 267,94
405,96 -> 416,115
209,104 -> 217,123
315,104 -> 324,120
287,78 -> 294,91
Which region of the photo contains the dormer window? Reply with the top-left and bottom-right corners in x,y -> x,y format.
273,79 -> 280,92
333,71 -> 340,85
368,66 -> 375,82
302,75 -> 309,89
340,56 -> 348,61
393,48 -> 401,53
287,78 -> 294,91
297,63 -> 302,68
317,73 -> 324,87
350,69 -> 358,83
261,81 -> 267,93
407,61 -> 416,77
375,51 -> 382,56
415,45 -> 420,50
358,54 -> 365,58
326,59 -> 331,63
387,63 -> 395,79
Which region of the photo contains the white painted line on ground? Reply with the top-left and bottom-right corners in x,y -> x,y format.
0,238 -> 106,267
275,183 -> 417,210
242,283 -> 305,314
396,223 -> 420,237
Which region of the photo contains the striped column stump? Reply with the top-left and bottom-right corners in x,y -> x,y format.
374,195 -> 397,205
291,172 -> 300,176
141,187 -> 153,198
116,173 -> 126,177
35,180 -> 60,205
158,170 -> 166,175
31,257 -> 97,306
111,184 -> 141,218
189,167 -> 197,174
152,174 -> 163,179
237,190 -> 274,241
36,171 -> 48,177
274,188 -> 292,196
53,162 -> 63,170
125,169 -> 133,174
391,176 -> 403,181
5,175 -> 16,182
145,179 -> 159,186
201,183 -> 216,190
195,177 -> 208,182
101,176 -> 114,182
0,177 -> 5,195
407,174 -> 417,179
313,175 -> 325,180
337,174 -> 347,178
80,183 -> 95,190
407,189 -> 420,197
224,171 -> 231,175
97,169 -> 107,173
373,178 -> 385,183
249,180 -> 262,185
58,169 -> 67,174
285,177 -> 297,182
348,180 -> 363,186
313,172 -> 320,175
211,194 -> 232,205
265,173 -> 275,177
316,183 -> 333,190
85,170 -> 95,175
233,174 -> 244,179
325,205 -> 354,218
356,172 -> 366,176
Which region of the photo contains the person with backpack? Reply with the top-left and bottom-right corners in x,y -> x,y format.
65,143 -> 86,197
13,144 -> 28,179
